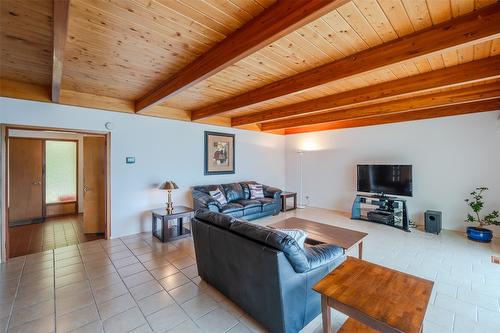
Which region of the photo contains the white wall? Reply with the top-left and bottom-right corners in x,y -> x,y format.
0,97 -> 285,241
2,95 -> 498,254
285,111 -> 500,233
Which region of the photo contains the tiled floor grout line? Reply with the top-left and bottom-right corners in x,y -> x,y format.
122,235 -> 209,332
145,237 -> 251,332
4,212 -> 499,333
164,238 -> 250,333
69,243 -> 104,333
4,256 -> 27,332
124,236 -> 204,332
82,241 -> 133,331
82,243 -> 106,326
106,238 -> 156,333
53,250 -> 58,333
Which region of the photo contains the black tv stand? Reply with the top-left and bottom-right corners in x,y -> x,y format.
351,194 -> 409,231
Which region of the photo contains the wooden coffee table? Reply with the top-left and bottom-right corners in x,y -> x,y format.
314,257 -> 434,333
269,217 -> 367,259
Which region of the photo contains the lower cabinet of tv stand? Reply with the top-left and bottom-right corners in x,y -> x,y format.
351,194 -> 409,231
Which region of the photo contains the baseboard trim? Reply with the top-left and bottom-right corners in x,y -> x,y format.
9,218 -> 43,227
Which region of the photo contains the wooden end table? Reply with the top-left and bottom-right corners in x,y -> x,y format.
313,257 -> 433,333
152,206 -> 194,242
280,192 -> 297,212
269,217 -> 367,259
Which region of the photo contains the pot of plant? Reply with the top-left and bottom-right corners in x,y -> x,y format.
464,187 -> 499,243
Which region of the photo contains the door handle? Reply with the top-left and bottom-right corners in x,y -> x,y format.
32,181 -> 41,185
83,185 -> 90,192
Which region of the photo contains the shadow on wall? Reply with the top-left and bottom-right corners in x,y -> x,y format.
183,190 -> 193,208
139,211 -> 153,233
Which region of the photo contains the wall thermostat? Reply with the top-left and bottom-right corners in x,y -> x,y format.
126,157 -> 135,164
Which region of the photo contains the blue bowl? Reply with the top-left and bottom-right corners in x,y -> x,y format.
466,227 -> 493,243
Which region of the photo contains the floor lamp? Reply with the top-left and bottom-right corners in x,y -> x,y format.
297,150 -> 305,208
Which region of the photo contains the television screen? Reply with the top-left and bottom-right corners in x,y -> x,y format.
357,165 -> 413,197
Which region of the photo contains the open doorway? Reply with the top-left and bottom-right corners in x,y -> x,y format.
3,127 -> 109,259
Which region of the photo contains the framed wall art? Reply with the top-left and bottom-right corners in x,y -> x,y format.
204,131 -> 235,175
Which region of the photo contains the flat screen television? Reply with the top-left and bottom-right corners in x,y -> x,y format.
357,165 -> 413,197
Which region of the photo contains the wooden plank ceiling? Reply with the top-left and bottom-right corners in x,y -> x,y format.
1,0 -> 499,134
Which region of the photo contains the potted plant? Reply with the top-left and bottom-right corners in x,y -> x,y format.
465,187 -> 499,242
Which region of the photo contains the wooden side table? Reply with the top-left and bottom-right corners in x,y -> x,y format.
152,205 -> 194,242
314,257 -> 433,333
280,192 -> 297,212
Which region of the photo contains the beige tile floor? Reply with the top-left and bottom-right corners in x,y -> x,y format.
1,207 -> 499,333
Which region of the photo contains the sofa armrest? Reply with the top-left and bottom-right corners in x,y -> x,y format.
192,190 -> 221,211
263,185 -> 282,200
305,244 -> 344,270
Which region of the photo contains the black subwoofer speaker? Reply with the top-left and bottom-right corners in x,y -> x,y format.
425,210 -> 442,234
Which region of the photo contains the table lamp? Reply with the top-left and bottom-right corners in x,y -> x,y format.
159,181 -> 178,213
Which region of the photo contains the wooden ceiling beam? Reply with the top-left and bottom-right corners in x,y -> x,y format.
232,56 -> 500,126
134,0 -> 349,113
51,0 -> 70,103
191,3 -> 500,120
283,99 -> 500,135
260,81 -> 500,131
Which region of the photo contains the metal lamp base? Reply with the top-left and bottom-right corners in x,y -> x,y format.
166,190 -> 174,213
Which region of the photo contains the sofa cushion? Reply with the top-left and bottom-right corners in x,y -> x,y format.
249,183 -> 264,199
234,199 -> 262,215
235,199 -> 261,208
193,184 -> 224,195
240,181 -> 262,200
194,209 -> 235,229
244,206 -> 261,215
305,244 -> 344,270
279,229 -> 308,248
238,182 -> 249,200
222,183 -> 245,202
221,203 -> 244,214
258,198 -> 275,205
230,220 -> 310,273
192,190 -> 222,210
259,198 -> 276,211
209,189 -> 227,205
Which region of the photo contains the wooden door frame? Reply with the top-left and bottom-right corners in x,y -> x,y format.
1,124 -> 111,262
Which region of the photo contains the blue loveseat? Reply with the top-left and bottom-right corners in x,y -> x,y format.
192,181 -> 281,220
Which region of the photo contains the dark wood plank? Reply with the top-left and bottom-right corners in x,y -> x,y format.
284,99 -> 500,135
135,0 -> 349,113
190,3 -> 500,120
314,257 -> 433,333
260,81 -> 500,131
231,56 -> 500,126
51,0 -> 70,103
269,217 -> 367,250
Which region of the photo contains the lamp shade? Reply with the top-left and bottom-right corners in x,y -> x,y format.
159,181 -> 179,190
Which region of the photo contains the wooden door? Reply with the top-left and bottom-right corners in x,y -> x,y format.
8,138 -> 44,223
83,136 -> 106,234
